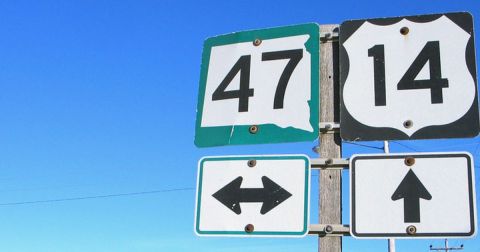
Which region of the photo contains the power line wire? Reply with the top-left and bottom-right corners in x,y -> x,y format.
390,141 -> 419,152
343,141 -> 384,150
346,139 -> 480,153
0,187 -> 195,206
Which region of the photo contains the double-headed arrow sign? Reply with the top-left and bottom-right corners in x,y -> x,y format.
391,169 -> 432,223
195,155 -> 310,237
213,176 -> 292,215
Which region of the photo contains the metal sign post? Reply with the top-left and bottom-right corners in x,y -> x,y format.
384,141 -> 396,252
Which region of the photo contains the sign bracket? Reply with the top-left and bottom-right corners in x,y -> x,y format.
319,122 -> 340,134
320,31 -> 339,42
309,224 -> 350,237
311,158 -> 348,170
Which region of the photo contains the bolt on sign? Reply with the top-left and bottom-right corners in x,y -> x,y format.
194,24 -> 319,147
194,155 -> 310,237
350,152 -> 477,238
340,12 -> 479,141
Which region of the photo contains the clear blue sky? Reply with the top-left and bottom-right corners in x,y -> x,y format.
0,0 -> 479,251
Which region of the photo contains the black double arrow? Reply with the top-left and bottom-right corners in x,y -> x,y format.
212,176 -> 292,215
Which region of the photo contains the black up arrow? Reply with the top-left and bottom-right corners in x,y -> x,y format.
391,169 -> 432,223
212,176 -> 292,215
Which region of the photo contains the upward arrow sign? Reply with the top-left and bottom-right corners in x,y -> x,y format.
212,176 -> 292,215
391,169 -> 432,223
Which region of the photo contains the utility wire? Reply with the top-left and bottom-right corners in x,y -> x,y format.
390,141 -> 419,152
346,139 -> 480,153
343,141 -> 384,150
0,187 -> 195,206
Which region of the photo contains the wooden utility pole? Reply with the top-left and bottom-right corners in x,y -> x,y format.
318,24 -> 342,252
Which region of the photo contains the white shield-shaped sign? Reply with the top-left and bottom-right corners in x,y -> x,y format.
340,12 -> 479,141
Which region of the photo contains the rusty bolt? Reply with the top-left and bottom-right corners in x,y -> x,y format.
247,160 -> 256,167
404,157 -> 415,166
400,27 -> 410,35
245,224 -> 254,233
249,125 -> 258,134
406,225 -> 417,235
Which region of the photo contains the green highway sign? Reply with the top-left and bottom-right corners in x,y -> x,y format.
195,23 -> 319,147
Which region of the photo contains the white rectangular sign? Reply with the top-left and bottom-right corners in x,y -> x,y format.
194,155 -> 310,237
350,152 -> 476,238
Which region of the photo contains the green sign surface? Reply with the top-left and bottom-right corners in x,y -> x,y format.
195,24 -> 319,147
